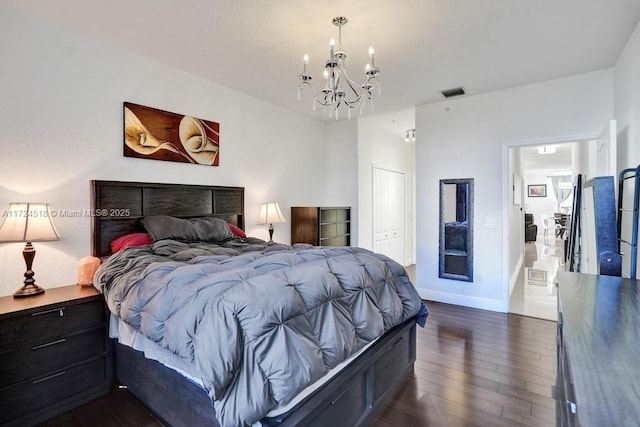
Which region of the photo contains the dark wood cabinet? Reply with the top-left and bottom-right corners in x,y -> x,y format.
0,285 -> 113,426
291,207 -> 351,246
555,272 -> 640,426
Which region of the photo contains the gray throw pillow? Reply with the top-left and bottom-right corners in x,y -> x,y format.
141,215 -> 234,242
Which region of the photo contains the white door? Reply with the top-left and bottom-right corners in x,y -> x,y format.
373,167 -> 405,264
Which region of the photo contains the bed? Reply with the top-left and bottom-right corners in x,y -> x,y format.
91,180 -> 427,427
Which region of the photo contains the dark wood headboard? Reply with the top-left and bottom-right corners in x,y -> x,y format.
91,180 -> 245,257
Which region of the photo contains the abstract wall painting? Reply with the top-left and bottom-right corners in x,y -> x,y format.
123,102 -> 219,166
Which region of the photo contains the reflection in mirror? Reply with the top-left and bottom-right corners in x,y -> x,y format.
439,178 -> 474,282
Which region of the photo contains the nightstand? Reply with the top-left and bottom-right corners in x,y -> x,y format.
0,285 -> 113,426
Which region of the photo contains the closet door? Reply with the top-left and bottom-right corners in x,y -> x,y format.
373,167 -> 406,265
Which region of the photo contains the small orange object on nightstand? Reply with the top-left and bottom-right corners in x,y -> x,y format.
77,256 -> 101,287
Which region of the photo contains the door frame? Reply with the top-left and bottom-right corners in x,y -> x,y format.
501,132 -> 599,312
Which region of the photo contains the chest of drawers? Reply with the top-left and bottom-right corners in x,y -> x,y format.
555,272 -> 640,426
0,285 -> 113,426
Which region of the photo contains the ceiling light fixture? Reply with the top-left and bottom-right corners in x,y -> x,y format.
298,16 -> 381,120
404,129 -> 416,142
538,146 -> 556,154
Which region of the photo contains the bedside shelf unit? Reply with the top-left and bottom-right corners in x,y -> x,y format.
291,207 -> 351,246
0,285 -> 113,427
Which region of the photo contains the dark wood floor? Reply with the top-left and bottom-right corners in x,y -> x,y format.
372,302 -> 557,427
40,301 -> 557,427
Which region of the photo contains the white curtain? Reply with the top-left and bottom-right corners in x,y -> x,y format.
549,175 -> 573,211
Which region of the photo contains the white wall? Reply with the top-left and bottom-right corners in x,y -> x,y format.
357,110 -> 416,265
0,8 -> 326,296
614,19 -> 640,277
615,19 -> 640,172
325,120 -> 359,245
416,69 -> 613,311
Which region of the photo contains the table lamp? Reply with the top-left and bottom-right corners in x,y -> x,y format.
257,202 -> 285,242
0,203 -> 61,297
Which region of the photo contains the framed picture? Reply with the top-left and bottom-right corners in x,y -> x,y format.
123,102 -> 220,166
528,184 -> 547,197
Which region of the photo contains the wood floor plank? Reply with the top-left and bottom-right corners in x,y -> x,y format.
102,386 -> 164,427
69,399 -> 124,427
497,382 -> 556,410
38,412 -> 83,427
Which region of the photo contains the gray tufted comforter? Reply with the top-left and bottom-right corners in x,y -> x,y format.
95,238 -> 427,427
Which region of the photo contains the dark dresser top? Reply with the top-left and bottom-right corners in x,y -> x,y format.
0,285 -> 100,317
558,271 -> 640,426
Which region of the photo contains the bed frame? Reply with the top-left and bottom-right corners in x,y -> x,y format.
91,180 -> 417,427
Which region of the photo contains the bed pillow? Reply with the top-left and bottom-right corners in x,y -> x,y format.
110,232 -> 153,253
141,215 -> 235,242
227,223 -> 246,239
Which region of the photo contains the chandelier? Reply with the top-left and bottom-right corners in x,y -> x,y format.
297,16 -> 381,120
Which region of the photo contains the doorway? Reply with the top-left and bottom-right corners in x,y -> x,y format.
503,131 -> 608,318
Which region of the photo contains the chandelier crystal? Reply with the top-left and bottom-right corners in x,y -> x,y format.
298,17 -> 381,120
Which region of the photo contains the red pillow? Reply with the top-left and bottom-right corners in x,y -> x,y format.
110,232 -> 153,253
227,223 -> 246,239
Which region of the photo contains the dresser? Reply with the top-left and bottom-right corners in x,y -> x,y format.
0,285 -> 113,426
555,271 -> 640,426
291,207 -> 351,246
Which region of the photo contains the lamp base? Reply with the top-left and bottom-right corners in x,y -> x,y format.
268,223 -> 274,242
13,283 -> 45,298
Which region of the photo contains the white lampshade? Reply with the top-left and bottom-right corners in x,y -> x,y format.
257,202 -> 286,225
0,203 -> 60,242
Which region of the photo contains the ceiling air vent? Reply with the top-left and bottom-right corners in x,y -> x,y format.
441,87 -> 466,98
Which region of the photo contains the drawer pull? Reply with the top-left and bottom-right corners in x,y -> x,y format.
32,338 -> 66,350
331,387 -> 350,405
32,370 -> 66,384
32,307 -> 66,317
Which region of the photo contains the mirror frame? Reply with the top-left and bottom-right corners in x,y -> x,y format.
439,178 -> 474,282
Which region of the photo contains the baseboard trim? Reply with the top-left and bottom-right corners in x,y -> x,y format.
415,287 -> 505,313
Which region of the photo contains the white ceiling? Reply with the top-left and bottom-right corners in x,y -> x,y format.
522,144 -> 574,173
3,0 -> 640,135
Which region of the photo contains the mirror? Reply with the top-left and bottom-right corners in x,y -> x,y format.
439,178 -> 474,282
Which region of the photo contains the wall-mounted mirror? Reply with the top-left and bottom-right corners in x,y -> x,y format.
439,178 -> 474,282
